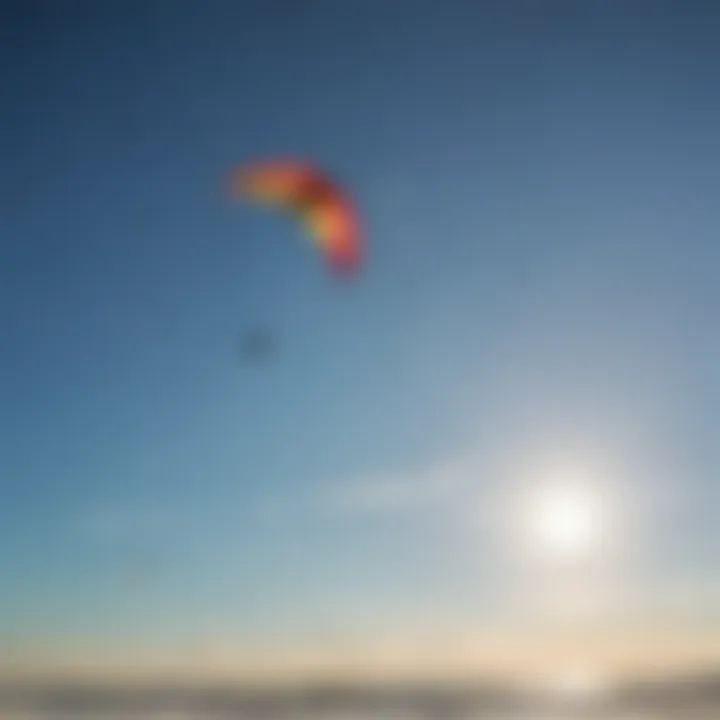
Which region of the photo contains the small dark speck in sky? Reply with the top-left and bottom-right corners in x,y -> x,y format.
238,326 -> 279,365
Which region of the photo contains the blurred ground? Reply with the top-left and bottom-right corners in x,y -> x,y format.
0,671 -> 719,719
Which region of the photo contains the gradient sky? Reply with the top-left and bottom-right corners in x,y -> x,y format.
2,0 -> 720,678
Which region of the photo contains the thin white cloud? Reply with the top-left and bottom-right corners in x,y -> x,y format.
317,455 -> 488,517
78,493 -> 296,548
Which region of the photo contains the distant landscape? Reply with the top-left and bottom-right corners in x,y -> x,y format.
1,669 -> 719,718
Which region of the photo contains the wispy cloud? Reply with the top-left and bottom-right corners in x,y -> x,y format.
317,457 -> 483,517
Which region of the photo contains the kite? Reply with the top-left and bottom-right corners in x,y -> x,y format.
230,159 -> 364,275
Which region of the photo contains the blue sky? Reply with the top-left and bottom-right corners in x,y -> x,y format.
2,0 -> 720,675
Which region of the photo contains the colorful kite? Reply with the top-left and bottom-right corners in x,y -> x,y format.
230,159 -> 364,275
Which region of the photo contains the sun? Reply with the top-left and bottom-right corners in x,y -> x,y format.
534,483 -> 600,561
522,476 -> 605,566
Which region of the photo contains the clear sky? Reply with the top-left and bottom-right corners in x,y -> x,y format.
2,0 -> 720,680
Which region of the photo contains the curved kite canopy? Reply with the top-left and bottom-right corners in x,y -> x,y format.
232,159 -> 363,275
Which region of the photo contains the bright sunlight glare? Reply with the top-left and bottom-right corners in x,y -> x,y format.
533,483 -> 600,562
519,468 -> 608,568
